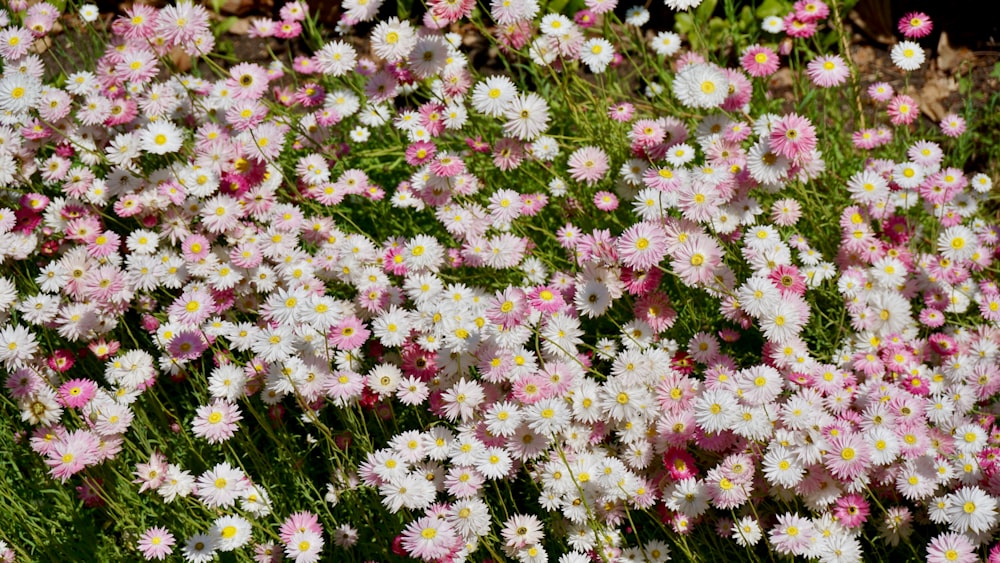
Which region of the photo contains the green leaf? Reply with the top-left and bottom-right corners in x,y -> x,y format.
695,0 -> 719,22
547,0 -> 570,14
396,0 -> 412,20
214,16 -> 239,35
756,0 -> 787,18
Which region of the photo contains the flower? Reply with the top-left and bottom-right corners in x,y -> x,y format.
672,63 -> 729,108
899,12 -> 933,39
940,113 -> 967,137
580,38 -> 614,73
140,121 -> 184,155
650,31 -> 682,56
740,45 -> 780,77
181,534 -> 218,563
138,527 -> 175,561
807,54 -> 849,87
890,41 -> 925,71
370,17 -> 417,62
79,4 -> 100,22
191,400 -> 242,444
567,146 -> 610,185
211,515 -> 252,552
503,93 -> 550,141
945,486 -> 998,534
926,532 -> 976,563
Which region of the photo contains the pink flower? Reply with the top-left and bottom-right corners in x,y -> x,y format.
899,11 -> 933,39
740,45 -> 780,77
594,191 -> 618,211
191,400 -> 243,444
783,15 -> 817,38
168,331 -> 209,361
806,54 -> 849,87
833,493 -> 870,528
527,286 -> 566,313
867,81 -> 894,102
769,264 -> 807,296
567,146 -> 610,185
329,317 -> 370,349
940,113 -> 967,137
670,234 -> 722,286
400,516 -> 458,561
825,432 -> 871,480
608,102 -> 634,122
618,221 -> 667,270
887,94 -> 918,126
769,113 -> 816,159
926,532 -> 976,563
794,0 -> 829,22
45,429 -> 100,483
137,526 -> 175,561
57,378 -> 97,409
47,349 -> 76,373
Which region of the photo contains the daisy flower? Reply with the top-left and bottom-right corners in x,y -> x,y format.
899,12 -> 933,39
672,63 -> 729,108
867,82 -> 894,102
567,146 -> 610,185
940,113 -> 966,137
650,31 -> 682,56
370,17 -> 417,62
945,486 -> 998,534
211,515 -> 252,552
140,121 -> 184,155
887,95 -> 918,126
762,15 -> 784,33
503,92 -> 550,141
580,38 -> 614,73
890,41 -> 925,71
138,526 -> 175,561
806,54 -> 849,88
471,75 -> 516,117
181,534 -> 218,563
740,45 -> 780,77
191,400 -> 242,444
925,532 -> 975,563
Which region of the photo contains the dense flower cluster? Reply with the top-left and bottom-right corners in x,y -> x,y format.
0,1 -> 997,563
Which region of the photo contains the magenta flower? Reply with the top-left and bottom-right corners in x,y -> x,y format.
740,45 -> 780,77
899,11 -> 933,39
769,113 -> 816,159
57,378 -> 97,409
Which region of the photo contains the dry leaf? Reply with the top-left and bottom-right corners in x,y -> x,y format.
937,31 -> 974,72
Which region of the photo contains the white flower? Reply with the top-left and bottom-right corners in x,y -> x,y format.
945,486 -> 998,534
370,17 -> 416,62
140,121 -> 184,155
672,63 -> 729,109
211,515 -> 252,552
471,75 -> 516,117
625,6 -> 650,26
580,38 -> 614,73
503,92 -> 550,141
315,40 -> 357,76
891,41 -> 925,72
79,4 -> 100,22
650,31 -> 681,57
762,15 -> 785,33
349,126 -> 370,143
938,225 -> 977,262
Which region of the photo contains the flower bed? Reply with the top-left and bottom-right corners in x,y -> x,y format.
0,1 -> 998,562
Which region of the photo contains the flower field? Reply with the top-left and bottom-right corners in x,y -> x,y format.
1,0 -> 999,561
